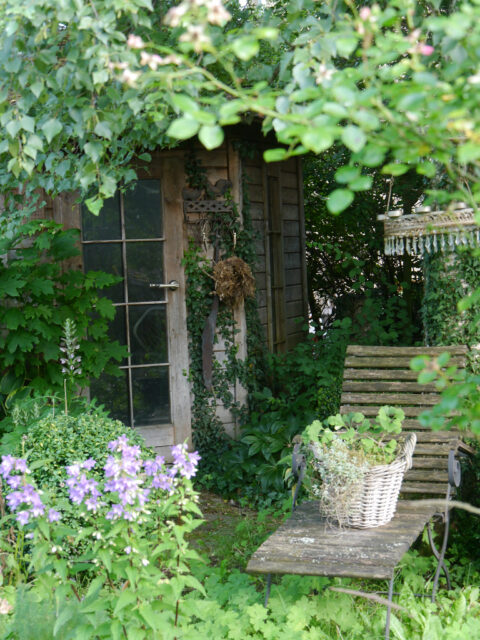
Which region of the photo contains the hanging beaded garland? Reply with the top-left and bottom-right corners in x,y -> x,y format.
378,203 -> 479,256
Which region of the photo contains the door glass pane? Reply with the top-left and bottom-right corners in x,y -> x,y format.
126,242 -> 164,302
109,307 -> 128,366
83,243 -> 124,303
129,305 -> 168,365
132,367 -> 170,426
82,194 -> 121,241
90,371 -> 130,425
124,180 -> 163,239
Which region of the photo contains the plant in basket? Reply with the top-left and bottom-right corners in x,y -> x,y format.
300,407 -> 416,528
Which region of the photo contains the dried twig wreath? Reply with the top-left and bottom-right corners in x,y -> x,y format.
213,256 -> 255,307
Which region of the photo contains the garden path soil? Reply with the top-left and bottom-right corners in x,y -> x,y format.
191,492 -> 281,570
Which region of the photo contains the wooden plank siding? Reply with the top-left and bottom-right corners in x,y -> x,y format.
243,152 -> 307,352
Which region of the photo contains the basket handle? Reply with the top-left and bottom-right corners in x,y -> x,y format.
398,432 -> 417,471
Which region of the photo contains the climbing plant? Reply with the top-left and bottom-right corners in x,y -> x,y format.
182,148 -> 268,468
422,247 -> 480,349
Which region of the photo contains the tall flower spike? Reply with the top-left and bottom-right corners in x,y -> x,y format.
60,318 -> 82,378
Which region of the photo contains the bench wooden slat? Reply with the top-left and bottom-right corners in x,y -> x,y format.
343,368 -> 421,381
341,392 -> 440,406
345,356 -> 466,368
247,501 -> 438,580
341,405 -> 429,417
342,381 -> 438,393
404,469 -> 448,483
401,482 -> 448,494
411,456 -> 456,469
346,345 -> 468,356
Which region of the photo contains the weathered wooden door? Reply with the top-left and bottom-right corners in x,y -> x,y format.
81,157 -> 191,453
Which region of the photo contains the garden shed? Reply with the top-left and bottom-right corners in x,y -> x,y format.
33,126 -> 308,456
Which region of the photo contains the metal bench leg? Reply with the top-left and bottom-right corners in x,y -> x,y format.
427,520 -> 452,596
264,574 -> 272,607
385,573 -> 395,640
431,503 -> 452,601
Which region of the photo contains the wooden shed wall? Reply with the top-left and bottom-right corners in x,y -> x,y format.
243,151 -> 308,352
22,137 -> 307,444
186,142 -> 247,439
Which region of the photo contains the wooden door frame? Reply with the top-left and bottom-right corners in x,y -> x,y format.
75,153 -> 192,454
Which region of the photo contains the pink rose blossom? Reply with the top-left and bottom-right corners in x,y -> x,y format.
419,44 -> 434,56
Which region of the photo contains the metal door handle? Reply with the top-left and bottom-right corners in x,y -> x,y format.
149,280 -> 179,291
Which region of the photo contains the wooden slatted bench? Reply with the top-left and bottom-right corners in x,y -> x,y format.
247,345 -> 474,640
341,345 -> 474,497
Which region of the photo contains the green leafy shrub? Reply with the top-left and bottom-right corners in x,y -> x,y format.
21,412 -> 145,496
422,247 -> 480,349
0,217 -> 126,424
197,323 -> 349,506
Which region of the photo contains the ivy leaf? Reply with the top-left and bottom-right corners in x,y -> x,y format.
327,188 -> 354,214
42,118 -> 62,143
31,278 -> 54,295
84,196 -> 103,215
3,307 -> 25,330
7,332 -> 38,353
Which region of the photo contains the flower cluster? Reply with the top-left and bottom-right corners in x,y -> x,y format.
103,435 -> 150,521
1,437 -> 200,527
172,443 -> 200,479
66,459 -> 102,513
0,455 -> 60,525
164,0 -> 231,28
163,0 -> 231,52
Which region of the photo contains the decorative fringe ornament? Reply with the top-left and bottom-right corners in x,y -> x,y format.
381,203 -> 480,256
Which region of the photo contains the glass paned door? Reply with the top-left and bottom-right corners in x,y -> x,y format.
82,180 -> 172,429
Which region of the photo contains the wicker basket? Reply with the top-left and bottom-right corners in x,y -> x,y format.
320,432 -> 417,529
